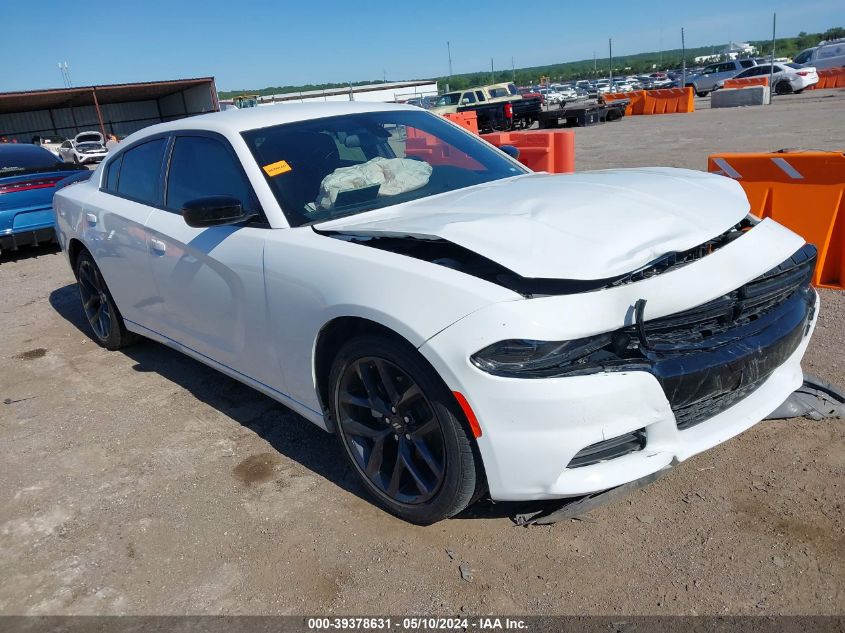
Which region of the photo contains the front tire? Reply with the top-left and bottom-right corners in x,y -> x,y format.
74,250 -> 137,350
329,334 -> 480,524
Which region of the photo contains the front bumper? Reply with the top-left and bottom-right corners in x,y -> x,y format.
77,154 -> 106,164
420,219 -> 816,500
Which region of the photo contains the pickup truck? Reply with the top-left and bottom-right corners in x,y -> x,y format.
431,82 -> 542,132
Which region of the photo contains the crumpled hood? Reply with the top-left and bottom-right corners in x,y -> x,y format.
315,168 -> 750,280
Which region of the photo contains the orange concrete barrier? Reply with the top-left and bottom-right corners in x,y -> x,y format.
642,87 -> 695,114
603,91 -> 646,115
443,111 -> 479,135
807,67 -> 845,90
405,126 -> 483,169
482,130 -> 575,173
723,76 -> 770,89
708,151 -> 845,290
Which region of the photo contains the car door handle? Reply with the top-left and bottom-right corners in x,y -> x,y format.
150,239 -> 167,255
85,212 -> 97,225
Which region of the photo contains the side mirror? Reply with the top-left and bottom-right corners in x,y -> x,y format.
461,98 -> 471,105
498,144 -> 520,160
182,196 -> 255,228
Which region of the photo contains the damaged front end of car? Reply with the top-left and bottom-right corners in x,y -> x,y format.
470,243 -> 817,429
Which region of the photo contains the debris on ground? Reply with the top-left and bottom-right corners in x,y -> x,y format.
765,374 -> 845,420
459,562 -> 473,582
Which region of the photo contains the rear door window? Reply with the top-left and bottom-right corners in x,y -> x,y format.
115,138 -> 167,205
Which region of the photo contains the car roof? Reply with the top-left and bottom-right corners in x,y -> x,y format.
0,144 -> 59,160
120,101 -> 423,147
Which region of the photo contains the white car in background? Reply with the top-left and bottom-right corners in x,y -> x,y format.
716,63 -> 819,94
553,86 -> 578,100
58,131 -> 109,164
538,88 -> 563,104
53,102 -> 818,524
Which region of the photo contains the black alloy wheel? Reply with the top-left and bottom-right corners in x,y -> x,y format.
329,334 -> 480,524
75,250 -> 137,350
337,356 -> 445,505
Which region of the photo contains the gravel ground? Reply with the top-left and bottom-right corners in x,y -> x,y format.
1,90 -> 843,616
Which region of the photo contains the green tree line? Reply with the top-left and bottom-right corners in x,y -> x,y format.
219,26 -> 842,98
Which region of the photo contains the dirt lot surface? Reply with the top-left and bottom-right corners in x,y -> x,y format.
1,90 -> 843,616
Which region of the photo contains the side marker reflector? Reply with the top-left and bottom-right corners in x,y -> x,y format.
452,391 -> 483,438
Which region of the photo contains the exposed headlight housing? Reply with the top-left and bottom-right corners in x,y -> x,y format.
470,333 -> 642,378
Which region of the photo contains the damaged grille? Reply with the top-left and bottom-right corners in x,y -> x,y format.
672,381 -> 766,431
643,244 -> 817,430
637,243 -> 816,348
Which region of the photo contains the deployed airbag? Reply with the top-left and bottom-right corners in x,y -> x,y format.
317,157 -> 432,209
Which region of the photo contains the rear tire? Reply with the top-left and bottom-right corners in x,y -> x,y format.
775,81 -> 794,95
329,334 -> 480,524
695,89 -> 708,98
74,250 -> 138,350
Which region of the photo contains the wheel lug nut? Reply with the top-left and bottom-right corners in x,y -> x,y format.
405,434 -> 410,440
391,407 -> 397,413
403,416 -> 410,423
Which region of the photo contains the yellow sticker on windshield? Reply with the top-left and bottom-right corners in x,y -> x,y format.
263,160 -> 292,177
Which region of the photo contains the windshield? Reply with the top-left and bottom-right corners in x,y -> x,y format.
242,110 -> 527,227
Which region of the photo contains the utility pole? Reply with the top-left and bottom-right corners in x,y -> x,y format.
491,58 -> 494,83
681,28 -> 686,88
447,41 -> 453,92
511,56 -> 516,83
659,29 -> 663,67
609,39 -> 613,85
593,51 -> 597,75
769,13 -> 776,104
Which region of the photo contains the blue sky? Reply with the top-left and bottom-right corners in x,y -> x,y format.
1,0 -> 842,92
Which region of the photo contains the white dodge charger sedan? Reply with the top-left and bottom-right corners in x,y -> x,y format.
53,102 -> 818,524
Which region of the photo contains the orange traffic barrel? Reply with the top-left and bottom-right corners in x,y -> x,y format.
708,151 -> 845,290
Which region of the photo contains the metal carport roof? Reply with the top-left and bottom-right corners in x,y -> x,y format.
0,78 -> 218,115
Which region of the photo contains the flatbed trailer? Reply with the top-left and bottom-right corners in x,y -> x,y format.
536,101 -> 628,128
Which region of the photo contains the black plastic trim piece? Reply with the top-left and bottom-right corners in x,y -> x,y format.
567,429 -> 647,469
